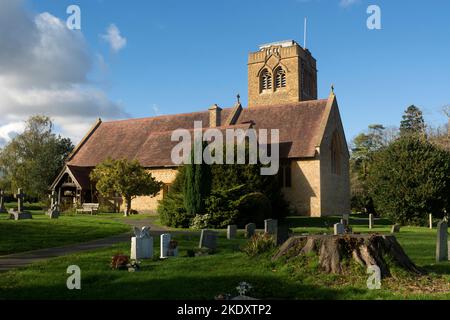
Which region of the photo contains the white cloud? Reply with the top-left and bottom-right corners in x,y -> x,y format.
339,0 -> 360,7
0,0 -> 128,146
101,24 -> 127,52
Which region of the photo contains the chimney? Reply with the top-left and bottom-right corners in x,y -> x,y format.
209,104 -> 222,128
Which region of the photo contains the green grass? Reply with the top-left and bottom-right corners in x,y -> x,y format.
0,212 -> 130,255
1,213 -> 449,300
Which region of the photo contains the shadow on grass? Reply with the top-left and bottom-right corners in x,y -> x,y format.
283,216 -> 392,229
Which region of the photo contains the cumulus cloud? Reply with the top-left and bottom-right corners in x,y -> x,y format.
0,0 -> 127,146
101,24 -> 127,52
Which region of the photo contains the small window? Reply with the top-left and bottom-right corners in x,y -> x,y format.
275,68 -> 286,89
260,69 -> 272,92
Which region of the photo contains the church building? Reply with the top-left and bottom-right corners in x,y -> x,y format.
50,40 -> 350,217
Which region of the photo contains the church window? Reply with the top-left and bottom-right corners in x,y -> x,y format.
331,131 -> 342,175
275,67 -> 286,89
260,69 -> 272,92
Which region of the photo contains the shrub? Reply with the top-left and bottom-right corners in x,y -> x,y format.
190,214 -> 213,229
235,192 -> 272,227
243,233 -> 276,256
369,136 -> 450,225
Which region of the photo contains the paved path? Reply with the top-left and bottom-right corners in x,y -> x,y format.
0,218 -> 196,272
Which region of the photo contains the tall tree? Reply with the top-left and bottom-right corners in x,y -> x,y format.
183,145 -> 211,215
400,105 -> 426,136
90,158 -> 163,216
0,115 -> 74,198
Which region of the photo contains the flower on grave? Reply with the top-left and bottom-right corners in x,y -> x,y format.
236,282 -> 253,296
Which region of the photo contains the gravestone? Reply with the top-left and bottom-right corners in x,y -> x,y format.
276,225 -> 291,245
199,229 -> 218,250
167,240 -> 179,257
264,219 -> 278,236
369,214 -> 374,229
436,220 -> 448,262
429,214 -> 433,229
47,190 -> 60,219
342,213 -> 350,226
0,189 -> 6,213
334,223 -> 345,235
227,225 -> 237,240
9,188 -> 32,220
130,226 -> 153,260
160,233 -> 171,259
391,224 -> 401,233
245,223 -> 256,238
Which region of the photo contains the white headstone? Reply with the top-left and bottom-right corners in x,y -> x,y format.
227,225 -> 237,240
369,214 -> 374,229
436,221 -> 448,262
160,233 -> 171,259
264,219 -> 278,235
131,236 -> 153,260
334,223 -> 345,235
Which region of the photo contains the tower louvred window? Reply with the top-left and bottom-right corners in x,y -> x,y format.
260,69 -> 272,91
275,68 -> 286,88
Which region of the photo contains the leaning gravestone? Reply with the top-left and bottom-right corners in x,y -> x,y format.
9,188 -> 32,220
342,213 -> 350,226
264,219 -> 278,236
131,226 -> 153,260
199,229 -> 218,250
160,233 -> 171,259
245,223 -> 256,238
436,220 -> 448,262
369,214 -> 374,229
391,224 -> 401,233
334,223 -> 345,235
47,190 -> 60,219
227,225 -> 237,240
0,189 -> 7,213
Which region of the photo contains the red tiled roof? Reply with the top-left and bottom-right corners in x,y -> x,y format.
67,98 -> 330,168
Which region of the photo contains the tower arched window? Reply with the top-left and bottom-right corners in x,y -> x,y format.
260,69 -> 272,92
331,130 -> 342,175
275,67 -> 286,89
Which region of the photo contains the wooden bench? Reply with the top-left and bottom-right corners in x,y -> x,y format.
76,203 -> 100,215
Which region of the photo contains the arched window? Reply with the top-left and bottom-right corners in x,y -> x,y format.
331,130 -> 341,175
260,69 -> 272,92
275,67 -> 286,89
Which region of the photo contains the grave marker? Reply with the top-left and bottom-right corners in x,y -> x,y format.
131,227 -> 153,260
245,223 -> 256,238
199,230 -> 217,250
227,225 -> 237,240
436,220 -> 448,262
160,233 -> 171,259
334,223 -> 345,235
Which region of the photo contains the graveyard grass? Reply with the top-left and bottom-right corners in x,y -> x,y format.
0,209 -> 130,255
1,215 -> 449,300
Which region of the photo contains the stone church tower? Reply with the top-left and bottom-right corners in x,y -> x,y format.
248,40 -> 317,107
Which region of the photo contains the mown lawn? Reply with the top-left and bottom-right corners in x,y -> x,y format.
0,212 -> 130,255
0,217 -> 449,300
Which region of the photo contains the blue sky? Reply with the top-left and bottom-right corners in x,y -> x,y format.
2,0 -> 449,144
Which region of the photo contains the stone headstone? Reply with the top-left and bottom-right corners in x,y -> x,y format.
0,189 -> 6,213
429,214 -> 433,229
47,190 -> 60,219
245,223 -> 256,238
264,219 -> 278,236
369,214 -> 374,229
276,225 -> 291,245
436,220 -> 448,262
160,233 -> 171,259
9,188 -> 32,220
342,213 -> 350,226
227,225 -> 237,240
391,224 -> 401,233
131,226 -> 153,260
167,240 -> 179,257
334,223 -> 345,235
199,229 -> 217,250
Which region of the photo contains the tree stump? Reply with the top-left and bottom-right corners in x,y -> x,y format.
272,234 -> 424,278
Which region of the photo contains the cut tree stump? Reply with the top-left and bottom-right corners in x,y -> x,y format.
272,234 -> 424,278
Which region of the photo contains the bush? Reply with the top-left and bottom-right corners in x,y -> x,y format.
369,136 -> 450,225
242,233 -> 276,256
235,192 -> 272,227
